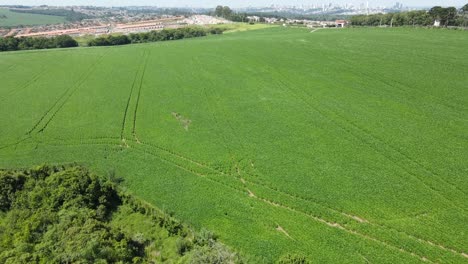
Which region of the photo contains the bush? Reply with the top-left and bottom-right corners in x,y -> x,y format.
176,237 -> 193,255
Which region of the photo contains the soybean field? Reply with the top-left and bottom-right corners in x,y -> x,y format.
0,27 -> 467,263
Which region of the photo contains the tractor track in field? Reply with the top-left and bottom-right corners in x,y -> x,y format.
283,76 -> 467,212
131,50 -> 150,141
251,191 -> 435,263
26,52 -> 108,135
0,136 -> 32,151
2,136 -> 466,260
6,64 -> 17,71
266,47 -> 466,197
0,67 -> 48,103
120,50 -> 148,143
131,146 -> 245,195
317,54 -> 468,197
192,52 -> 467,257
135,141 -> 466,260
191,56 -> 236,155
132,142 -> 433,262
140,130 -> 467,258
193,53 -> 258,174
280,47 -> 468,188
299,41 -> 466,114
255,58 -> 467,212
2,49 -> 465,258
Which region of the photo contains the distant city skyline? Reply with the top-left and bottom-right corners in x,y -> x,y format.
0,0 -> 465,8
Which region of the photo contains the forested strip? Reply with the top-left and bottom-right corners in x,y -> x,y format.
0,35 -> 78,51
88,27 -> 225,47
0,165 -> 244,263
0,27 -> 224,52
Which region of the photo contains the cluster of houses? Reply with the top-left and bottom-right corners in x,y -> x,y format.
1,14 -> 350,38
183,15 -> 231,25
246,15 -> 349,28
10,16 -> 186,38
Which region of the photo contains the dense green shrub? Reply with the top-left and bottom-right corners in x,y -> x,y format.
0,165 -> 243,263
89,27 -> 225,47
351,5 -> 466,27
0,35 -> 78,52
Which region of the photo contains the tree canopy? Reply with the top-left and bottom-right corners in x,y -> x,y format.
88,27 -> 224,47
0,35 -> 77,52
350,4 -> 467,27
463,4 -> 468,12
0,165 -> 244,263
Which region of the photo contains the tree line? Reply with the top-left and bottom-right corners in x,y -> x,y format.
351,4 -> 468,27
212,5 -> 348,23
0,35 -> 78,52
88,27 -> 224,47
0,27 -> 223,52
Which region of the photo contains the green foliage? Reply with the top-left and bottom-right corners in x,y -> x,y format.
213,6 -> 249,22
0,165 -> 241,263
0,165 -> 136,263
176,237 -> 193,255
0,173 -> 26,211
351,5 -> 465,27
0,35 -> 78,52
429,6 -> 459,26
88,27 -> 224,47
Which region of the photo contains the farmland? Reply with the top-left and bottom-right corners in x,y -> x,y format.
0,27 -> 467,263
0,8 -> 66,27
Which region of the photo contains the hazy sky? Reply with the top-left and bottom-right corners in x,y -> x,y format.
0,0 -> 465,8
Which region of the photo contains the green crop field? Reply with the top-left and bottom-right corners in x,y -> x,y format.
0,8 -> 65,27
0,27 -> 467,263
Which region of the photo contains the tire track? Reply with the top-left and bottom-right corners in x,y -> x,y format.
252,57 -> 467,212
250,191 -> 434,263
136,140 -> 466,259
132,50 -> 150,141
0,67 -> 48,103
297,49 -> 466,194
319,52 -> 467,192
120,50 -> 148,143
299,38 -> 466,113
131,146 -> 245,195
132,141 -> 436,263
193,53 -> 257,172
201,48 -> 468,216
27,52 -> 108,135
191,55 -> 236,155
133,143 -> 429,262
0,136 -> 32,151
2,135 -> 464,260
256,45 -> 465,196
